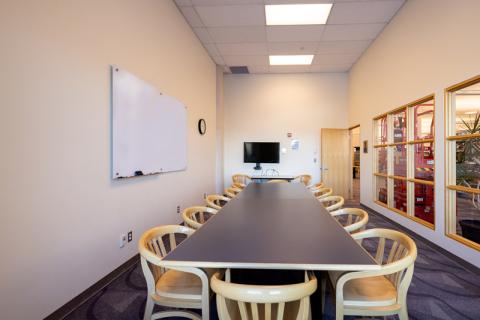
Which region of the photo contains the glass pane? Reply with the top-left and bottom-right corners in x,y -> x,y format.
376,176 -> 388,205
455,191 -> 480,245
392,110 -> 407,143
414,142 -> 434,181
375,117 -> 388,145
413,99 -> 434,140
455,138 -> 480,187
453,81 -> 480,136
393,179 -> 407,212
414,184 -> 434,224
393,145 -> 407,177
376,147 -> 388,174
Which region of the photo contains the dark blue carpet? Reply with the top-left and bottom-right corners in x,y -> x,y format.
65,208 -> 480,320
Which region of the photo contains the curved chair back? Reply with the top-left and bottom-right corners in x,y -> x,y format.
294,174 -> 312,186
330,208 -> 369,233
318,195 -> 344,212
206,194 -> 231,210
138,225 -> 194,292
224,186 -> 242,198
232,174 -> 251,187
308,182 -> 324,190
267,179 -> 288,183
182,206 -> 218,230
313,187 -> 333,199
232,182 -> 246,189
211,270 -> 317,320
335,228 -> 417,316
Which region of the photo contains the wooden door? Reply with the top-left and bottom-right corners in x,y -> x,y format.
321,129 -> 350,199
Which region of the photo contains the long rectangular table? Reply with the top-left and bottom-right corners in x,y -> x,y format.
162,183 -> 379,271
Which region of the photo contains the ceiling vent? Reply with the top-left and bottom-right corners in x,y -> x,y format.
229,66 -> 249,74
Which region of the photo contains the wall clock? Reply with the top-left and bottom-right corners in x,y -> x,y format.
198,119 -> 206,135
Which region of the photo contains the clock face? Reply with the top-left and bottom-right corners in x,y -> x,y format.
198,119 -> 206,135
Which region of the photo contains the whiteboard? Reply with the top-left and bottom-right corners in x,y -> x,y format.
112,66 -> 187,179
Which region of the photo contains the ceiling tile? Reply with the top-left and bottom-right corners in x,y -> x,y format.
316,40 -> 371,54
247,65 -> 269,74
223,55 -> 268,66
267,26 -> 325,42
269,65 -> 312,74
313,53 -> 359,65
265,0 -> 333,3
208,26 -> 266,43
195,5 -> 264,27
193,27 -> 214,43
217,42 -> 268,55
310,64 -> 352,72
328,1 -> 405,24
179,7 -> 204,27
211,55 -> 225,65
322,23 -> 385,41
204,44 -> 220,56
267,42 -> 318,54
175,0 -> 193,6
192,0 -> 263,4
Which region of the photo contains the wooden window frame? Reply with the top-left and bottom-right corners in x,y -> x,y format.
445,75 -> 480,251
373,94 -> 435,230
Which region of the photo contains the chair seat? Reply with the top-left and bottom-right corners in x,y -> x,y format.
156,268 -> 216,300
328,271 -> 397,307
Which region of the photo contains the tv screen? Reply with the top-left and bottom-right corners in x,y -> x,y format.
244,142 -> 280,164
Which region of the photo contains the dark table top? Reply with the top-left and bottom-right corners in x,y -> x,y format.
162,183 -> 379,271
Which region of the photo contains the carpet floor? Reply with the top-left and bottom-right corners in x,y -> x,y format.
65,207 -> 480,320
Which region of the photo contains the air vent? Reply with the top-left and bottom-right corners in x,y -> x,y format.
229,66 -> 249,74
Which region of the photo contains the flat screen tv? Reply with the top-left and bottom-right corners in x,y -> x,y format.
244,142 -> 279,170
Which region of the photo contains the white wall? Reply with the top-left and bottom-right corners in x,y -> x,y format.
223,73 -> 348,187
0,1 -> 217,319
216,66 -> 225,193
348,0 -> 480,267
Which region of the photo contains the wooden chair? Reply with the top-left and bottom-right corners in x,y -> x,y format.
293,174 -> 312,186
318,195 -> 344,212
211,270 -> 317,320
206,194 -> 230,210
232,174 -> 251,188
267,179 -> 288,183
138,225 -> 212,320
323,228 -> 417,320
232,182 -> 246,189
224,186 -> 242,198
330,208 -> 369,234
182,206 -> 218,230
313,187 -> 333,199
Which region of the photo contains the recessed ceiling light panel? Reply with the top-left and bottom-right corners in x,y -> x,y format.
269,55 -> 314,65
265,4 -> 333,26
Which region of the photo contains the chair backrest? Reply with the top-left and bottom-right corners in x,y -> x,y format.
348,228 -> 418,305
330,208 -> 369,233
267,179 -> 288,183
232,182 -> 246,189
224,186 -> 242,198
308,182 -> 324,190
313,187 -> 333,199
232,174 -> 251,186
318,195 -> 344,212
182,206 -> 218,229
294,174 -> 312,186
206,194 -> 231,210
138,225 -> 194,295
211,270 -> 317,320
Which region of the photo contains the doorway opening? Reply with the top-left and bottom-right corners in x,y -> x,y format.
350,125 -> 360,205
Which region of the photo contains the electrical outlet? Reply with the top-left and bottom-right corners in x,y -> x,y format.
119,234 -> 127,248
127,231 -> 133,242
177,205 -> 180,214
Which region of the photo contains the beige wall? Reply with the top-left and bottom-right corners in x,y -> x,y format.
223,73 -> 348,187
348,0 -> 480,266
0,1 -> 217,319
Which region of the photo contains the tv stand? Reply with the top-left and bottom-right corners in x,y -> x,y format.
253,163 -> 262,170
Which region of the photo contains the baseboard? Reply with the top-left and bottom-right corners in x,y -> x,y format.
360,202 -> 480,275
44,254 -> 140,320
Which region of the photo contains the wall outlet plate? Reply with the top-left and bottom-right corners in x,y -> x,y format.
119,234 -> 127,248
127,231 -> 133,242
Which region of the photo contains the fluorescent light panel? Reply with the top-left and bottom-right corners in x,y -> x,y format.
265,4 -> 333,26
269,55 -> 314,66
